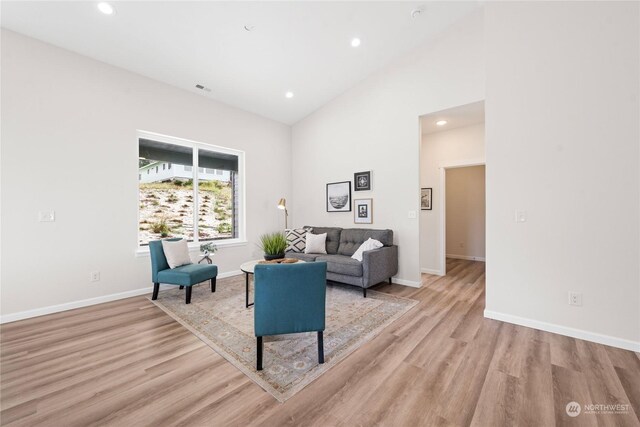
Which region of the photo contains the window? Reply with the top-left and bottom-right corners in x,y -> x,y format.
138,132 -> 244,247
216,169 -> 223,175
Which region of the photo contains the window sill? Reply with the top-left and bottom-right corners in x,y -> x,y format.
135,239 -> 248,257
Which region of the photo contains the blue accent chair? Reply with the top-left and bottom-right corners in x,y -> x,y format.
149,239 -> 218,304
253,261 -> 327,371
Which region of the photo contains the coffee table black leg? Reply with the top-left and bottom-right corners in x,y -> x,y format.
245,272 -> 254,308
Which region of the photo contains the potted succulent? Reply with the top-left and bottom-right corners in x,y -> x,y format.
259,232 -> 287,261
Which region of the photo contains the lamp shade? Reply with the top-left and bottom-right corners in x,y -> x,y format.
277,198 -> 286,210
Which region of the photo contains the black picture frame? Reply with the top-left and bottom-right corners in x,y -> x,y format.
354,171 -> 371,191
421,188 -> 432,210
326,181 -> 352,212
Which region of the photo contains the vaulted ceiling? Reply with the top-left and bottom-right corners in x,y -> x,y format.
1,1 -> 480,124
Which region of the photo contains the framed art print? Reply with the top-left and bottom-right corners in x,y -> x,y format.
354,198 -> 372,224
421,188 -> 432,210
326,181 -> 352,212
354,171 -> 371,191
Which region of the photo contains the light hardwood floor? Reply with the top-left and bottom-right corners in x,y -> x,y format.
1,259 -> 639,426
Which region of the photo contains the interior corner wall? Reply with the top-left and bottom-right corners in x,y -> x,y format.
485,1 -> 640,348
0,30 -> 292,318
420,124 -> 485,273
290,10 -> 485,285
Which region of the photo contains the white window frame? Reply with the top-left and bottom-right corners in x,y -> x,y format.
135,130 -> 247,256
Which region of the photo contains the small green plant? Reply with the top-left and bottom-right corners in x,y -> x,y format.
199,242 -> 218,254
258,232 -> 287,256
151,218 -> 171,237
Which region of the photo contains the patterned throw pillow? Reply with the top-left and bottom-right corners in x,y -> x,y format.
285,227 -> 312,253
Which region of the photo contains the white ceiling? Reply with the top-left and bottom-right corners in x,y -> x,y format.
421,100 -> 485,135
1,1 -> 480,124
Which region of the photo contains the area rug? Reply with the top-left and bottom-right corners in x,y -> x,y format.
150,275 -> 418,402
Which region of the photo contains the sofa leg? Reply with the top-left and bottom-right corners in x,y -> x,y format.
318,331 -> 324,364
363,287 -> 367,298
185,286 -> 192,304
389,277 -> 392,284
257,336 -> 263,371
179,285 -> 184,289
152,283 -> 159,300
211,277 -> 216,293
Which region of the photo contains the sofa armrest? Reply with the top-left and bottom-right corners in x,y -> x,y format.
362,245 -> 398,288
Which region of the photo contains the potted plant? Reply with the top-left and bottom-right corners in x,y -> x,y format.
259,232 -> 287,261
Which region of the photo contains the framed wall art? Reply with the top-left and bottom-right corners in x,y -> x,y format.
326,181 -> 352,212
421,188 -> 432,210
354,198 -> 372,224
354,171 -> 371,191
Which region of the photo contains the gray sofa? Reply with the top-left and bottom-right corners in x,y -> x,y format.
286,226 -> 398,297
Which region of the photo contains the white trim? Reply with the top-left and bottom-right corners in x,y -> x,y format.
135,240 -> 248,257
446,254 -> 486,262
421,268 -> 444,276
0,270 -> 245,324
438,159 -> 486,276
391,278 -> 422,288
484,310 -> 640,352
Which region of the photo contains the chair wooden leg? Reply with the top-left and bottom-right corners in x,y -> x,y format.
363,287 -> 367,298
179,285 -> 184,289
318,331 -> 324,364
257,336 -> 263,371
185,286 -> 192,304
152,283 -> 159,300
211,277 -> 216,293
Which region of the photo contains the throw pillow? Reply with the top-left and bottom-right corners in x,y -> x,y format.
305,232 -> 327,254
162,239 -> 192,269
351,238 -> 384,262
285,227 -> 312,253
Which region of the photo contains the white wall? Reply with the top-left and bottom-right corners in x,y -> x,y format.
485,2 -> 640,349
291,11 -> 485,286
420,124 -> 485,273
446,165 -> 486,260
0,30 -> 291,319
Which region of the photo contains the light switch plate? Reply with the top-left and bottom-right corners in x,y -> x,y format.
38,210 -> 55,222
515,210 -> 526,223
408,210 -> 417,219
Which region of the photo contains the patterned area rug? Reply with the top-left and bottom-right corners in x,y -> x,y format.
150,275 -> 417,402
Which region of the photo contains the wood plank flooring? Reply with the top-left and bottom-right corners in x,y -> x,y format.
1,259 -> 638,426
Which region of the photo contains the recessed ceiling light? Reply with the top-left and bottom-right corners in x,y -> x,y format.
351,38 -> 361,47
436,120 -> 448,126
97,2 -> 115,15
285,91 -> 294,99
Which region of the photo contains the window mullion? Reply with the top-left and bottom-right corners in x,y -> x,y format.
193,146 -> 199,243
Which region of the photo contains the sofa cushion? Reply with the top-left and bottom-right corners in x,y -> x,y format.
286,252 -> 320,262
305,226 -> 342,254
315,255 -> 363,277
338,229 -> 394,256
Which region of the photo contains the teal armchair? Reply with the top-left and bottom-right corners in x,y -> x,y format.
254,261 -> 327,371
149,239 -> 218,304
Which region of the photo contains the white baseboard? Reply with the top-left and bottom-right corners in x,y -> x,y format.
484,310 -> 640,352
0,270 -> 244,325
421,268 -> 444,276
391,278 -> 422,288
446,254 -> 486,262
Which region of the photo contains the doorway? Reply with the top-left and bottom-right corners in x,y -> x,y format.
419,101 -> 485,276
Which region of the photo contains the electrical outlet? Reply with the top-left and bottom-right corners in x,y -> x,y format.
568,292 -> 582,306
38,210 -> 55,222
459,242 -> 464,248
90,271 -> 100,282
515,210 -> 527,223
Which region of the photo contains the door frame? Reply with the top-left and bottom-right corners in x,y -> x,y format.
439,160 -> 486,276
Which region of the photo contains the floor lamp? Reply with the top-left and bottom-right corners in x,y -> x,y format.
277,198 -> 288,229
